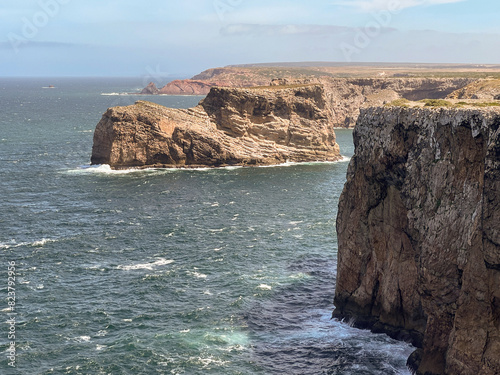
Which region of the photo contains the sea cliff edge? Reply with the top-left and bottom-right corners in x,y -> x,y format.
334,106 -> 500,374
91,84 -> 341,169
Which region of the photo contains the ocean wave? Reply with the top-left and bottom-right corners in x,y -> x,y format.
1,238 -> 58,249
257,284 -> 273,290
257,157 -> 352,168
73,336 -> 91,343
187,270 -> 208,279
100,92 -> 131,96
65,164 -> 168,175
67,158 -> 351,175
117,258 -> 174,271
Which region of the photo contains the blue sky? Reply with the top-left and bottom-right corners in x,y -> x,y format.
1,0 -> 499,77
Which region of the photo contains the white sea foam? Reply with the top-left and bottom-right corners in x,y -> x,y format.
257,284 -> 272,290
257,157 -> 351,168
66,158 -> 351,176
74,336 -> 91,343
100,92 -> 130,96
66,164 -> 189,175
67,164 -> 150,175
1,238 -> 58,249
117,258 -> 174,271
32,238 -> 56,247
188,269 -> 208,279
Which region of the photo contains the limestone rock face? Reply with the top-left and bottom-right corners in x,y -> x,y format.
447,79 -> 500,100
143,72 -> 474,128
321,77 -> 476,128
91,85 -> 341,168
334,106 -> 500,375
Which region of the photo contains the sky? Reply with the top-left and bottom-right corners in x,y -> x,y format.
1,0 -> 500,77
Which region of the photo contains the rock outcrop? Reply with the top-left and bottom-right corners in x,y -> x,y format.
334,106 -> 500,375
141,66 -> 476,127
91,84 -> 341,168
140,82 -> 159,95
447,79 -> 500,100
322,77 -> 476,128
157,79 -> 214,95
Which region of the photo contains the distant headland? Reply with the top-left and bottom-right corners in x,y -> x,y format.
139,62 -> 500,128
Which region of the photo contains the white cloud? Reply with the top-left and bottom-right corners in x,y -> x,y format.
335,0 -> 465,12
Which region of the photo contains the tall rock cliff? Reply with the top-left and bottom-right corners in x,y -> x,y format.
334,106 -> 500,375
91,84 -> 341,168
142,67 -> 476,128
322,77 -> 476,128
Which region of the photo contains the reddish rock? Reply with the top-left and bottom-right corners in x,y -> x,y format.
140,82 -> 159,95
158,79 -> 213,95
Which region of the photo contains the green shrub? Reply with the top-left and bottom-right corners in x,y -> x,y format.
420,99 -> 454,107
471,102 -> 500,107
385,98 -> 411,107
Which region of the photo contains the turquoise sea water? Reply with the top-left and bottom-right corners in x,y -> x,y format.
0,78 -> 413,374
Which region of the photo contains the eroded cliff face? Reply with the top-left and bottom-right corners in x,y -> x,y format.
142,69 -> 476,128
322,77 -> 476,128
334,107 -> 500,375
447,79 -> 500,100
91,85 -> 341,168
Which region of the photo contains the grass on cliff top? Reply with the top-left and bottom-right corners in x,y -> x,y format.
246,83 -> 320,90
457,101 -> 500,107
385,98 -> 500,108
383,98 -> 450,108
425,99 -> 500,108
420,99 -> 454,107
384,98 -> 411,107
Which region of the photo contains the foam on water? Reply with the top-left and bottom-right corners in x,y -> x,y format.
66,157 -> 351,176
1,238 -> 58,249
1,79 -> 409,375
66,164 -> 162,175
117,258 -> 175,271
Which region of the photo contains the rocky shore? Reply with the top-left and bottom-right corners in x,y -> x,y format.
91,84 -> 341,168
334,106 -> 500,374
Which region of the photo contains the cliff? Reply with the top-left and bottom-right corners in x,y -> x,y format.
141,66 -> 477,127
91,84 -> 341,168
333,106 -> 500,374
321,77 -> 476,128
447,79 -> 500,100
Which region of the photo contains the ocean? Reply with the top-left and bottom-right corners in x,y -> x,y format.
0,77 -> 413,374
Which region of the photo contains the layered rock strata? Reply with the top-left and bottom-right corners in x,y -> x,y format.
334,106 -> 500,375
91,85 -> 341,168
142,69 -> 476,128
447,79 -> 500,100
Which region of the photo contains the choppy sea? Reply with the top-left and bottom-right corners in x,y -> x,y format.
0,77 -> 413,374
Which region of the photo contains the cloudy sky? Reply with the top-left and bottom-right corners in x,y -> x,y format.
1,0 -> 499,77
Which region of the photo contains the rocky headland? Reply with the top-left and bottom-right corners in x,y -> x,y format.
333,106 -> 500,374
140,65 -> 485,128
91,84 -> 341,169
